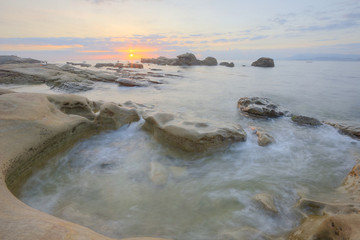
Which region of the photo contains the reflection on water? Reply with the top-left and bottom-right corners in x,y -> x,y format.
17,60 -> 360,239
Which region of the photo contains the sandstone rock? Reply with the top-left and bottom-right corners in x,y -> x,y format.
0,91 -> 168,240
291,115 -> 322,126
142,112 -> 246,152
95,102 -> 140,129
149,161 -> 168,186
324,121 -> 360,139
220,62 -> 235,67
288,214 -> 360,240
251,127 -> 275,146
238,97 -> 286,118
202,57 -> 218,66
251,57 -> 275,67
124,63 -> 144,69
340,163 -> 360,202
0,69 -> 47,84
253,193 -> 278,213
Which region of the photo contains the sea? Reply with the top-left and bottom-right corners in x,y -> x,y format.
7,60 -> 360,239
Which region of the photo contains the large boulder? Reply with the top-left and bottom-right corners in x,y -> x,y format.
176,53 -> 201,66
237,97 -> 287,118
202,57 -> 218,66
251,57 -> 275,67
142,112 -> 246,152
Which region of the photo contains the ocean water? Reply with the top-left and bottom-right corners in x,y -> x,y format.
14,60 -> 360,239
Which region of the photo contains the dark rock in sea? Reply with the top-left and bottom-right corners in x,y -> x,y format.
95,63 -> 115,68
291,115 -> 322,126
324,121 -> 360,139
114,63 -> 124,68
237,97 -> 286,118
117,78 -> 149,87
66,62 -> 91,67
0,55 -> 41,64
220,62 -> 235,67
202,57 -> 218,66
251,57 -> 275,67
141,53 -> 218,66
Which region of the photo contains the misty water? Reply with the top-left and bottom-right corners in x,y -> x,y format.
16,60 -> 360,239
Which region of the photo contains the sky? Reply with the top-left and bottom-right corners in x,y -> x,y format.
0,0 -> 360,61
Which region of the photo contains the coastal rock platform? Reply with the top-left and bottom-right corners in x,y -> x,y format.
0,89 -> 168,240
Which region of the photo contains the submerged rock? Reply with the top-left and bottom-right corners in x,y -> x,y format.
251,57 -> 275,67
219,227 -> 272,240
142,112 -> 246,152
149,161 -> 168,186
324,121 -> 360,139
238,97 -> 286,118
220,62 -> 235,67
291,115 -> 322,126
253,193 -> 278,213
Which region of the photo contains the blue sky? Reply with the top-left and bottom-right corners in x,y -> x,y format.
0,0 -> 359,61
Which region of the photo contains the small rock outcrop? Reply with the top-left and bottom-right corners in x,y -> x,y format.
291,115 -> 322,126
220,62 -> 235,67
202,56 -> 218,66
142,112 -> 246,152
238,97 -> 286,118
94,63 -> 115,68
251,127 -> 275,146
66,62 -> 91,67
324,121 -> 360,139
251,57 -> 275,67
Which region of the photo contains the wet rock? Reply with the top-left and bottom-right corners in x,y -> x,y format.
291,115 -> 322,126
0,55 -> 41,64
202,57 -> 218,66
288,214 -> 360,240
340,163 -> 360,201
95,102 -> 140,129
176,52 -> 201,66
238,97 -> 286,118
49,79 -> 94,93
253,193 -> 278,213
142,112 -> 246,152
251,127 -> 275,146
149,161 -> 168,186
324,121 -> 360,139
0,69 -> 47,84
219,227 -> 272,240
251,57 -> 275,67
94,63 -> 115,68
220,62 -> 235,67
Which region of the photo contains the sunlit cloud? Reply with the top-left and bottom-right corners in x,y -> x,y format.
0,44 -> 83,51
78,50 -> 112,53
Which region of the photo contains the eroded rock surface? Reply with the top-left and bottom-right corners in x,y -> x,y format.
253,193 -> 278,213
251,127 -> 275,146
0,90 -> 152,240
142,112 -> 246,152
324,121 -> 360,139
238,97 -> 287,118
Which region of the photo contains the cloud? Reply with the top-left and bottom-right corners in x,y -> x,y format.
0,44 -> 83,51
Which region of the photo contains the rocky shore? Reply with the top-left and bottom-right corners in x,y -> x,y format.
0,56 -> 359,240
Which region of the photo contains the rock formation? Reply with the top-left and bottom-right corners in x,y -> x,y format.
220,62 -> 235,67
141,53 -> 218,66
253,193 -> 278,213
0,90 -> 170,240
95,63 -> 115,68
142,112 -> 246,152
324,121 -> 360,139
250,127 -> 275,146
0,55 -> 41,64
237,97 -> 287,118
251,57 -> 275,67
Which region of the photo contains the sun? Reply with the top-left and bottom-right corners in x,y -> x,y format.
129,53 -> 134,57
